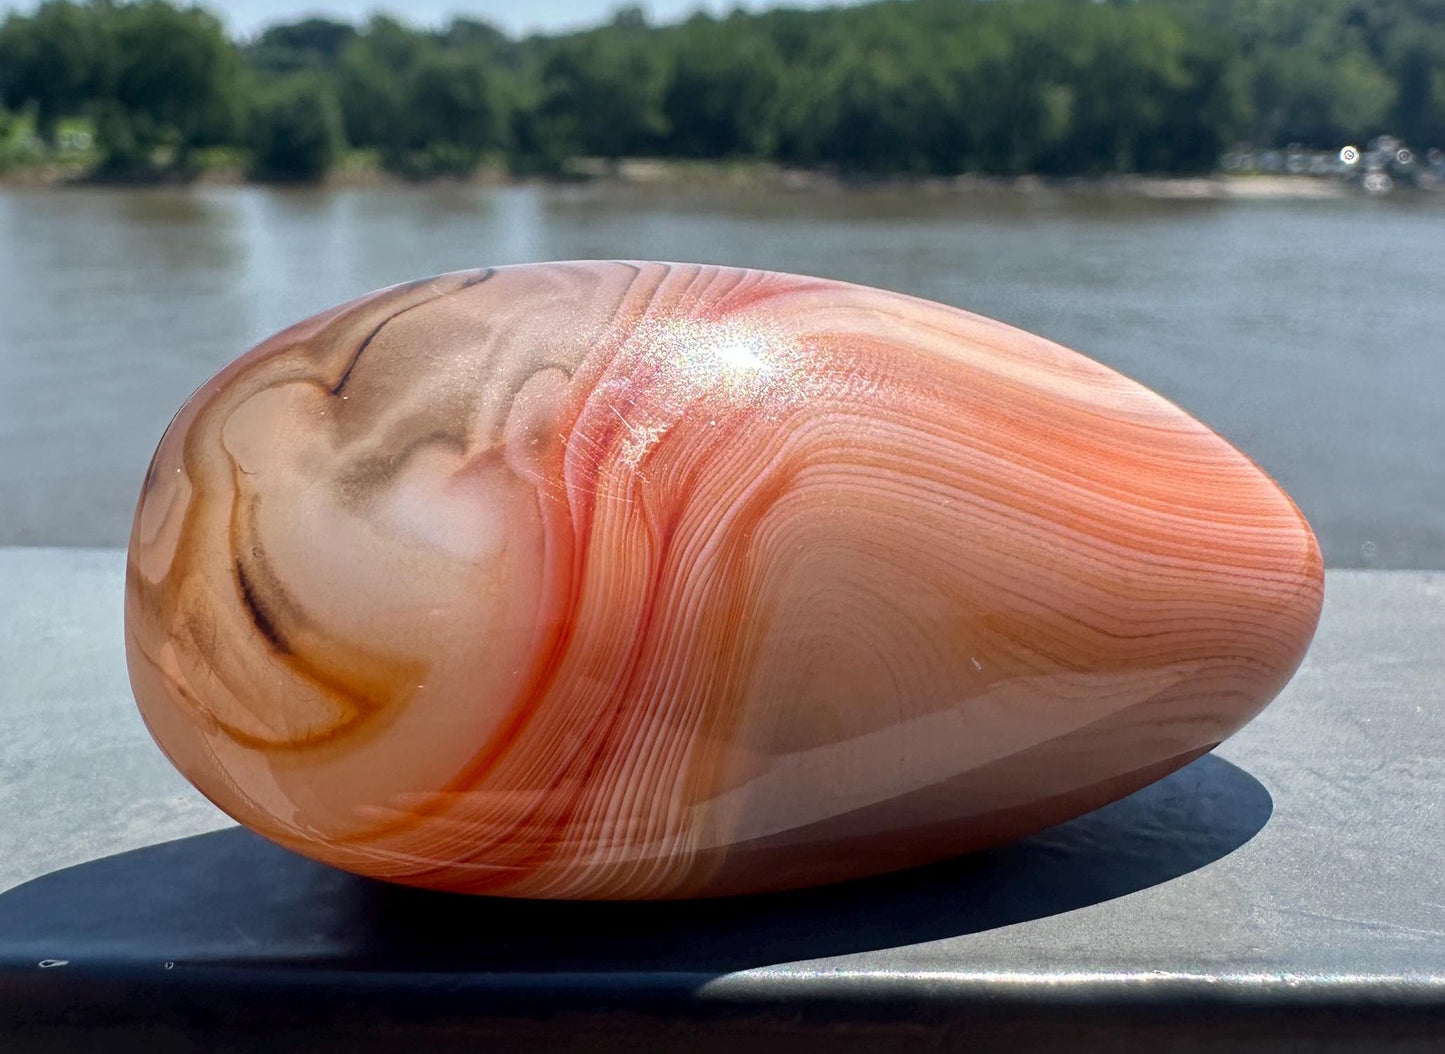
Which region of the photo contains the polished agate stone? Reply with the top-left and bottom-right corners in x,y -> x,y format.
125,262 -> 1323,899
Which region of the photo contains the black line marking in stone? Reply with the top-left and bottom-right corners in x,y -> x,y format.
330,269 -> 496,397
236,558 -> 289,655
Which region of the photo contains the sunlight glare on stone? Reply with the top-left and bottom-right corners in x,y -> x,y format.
714,337 -> 771,374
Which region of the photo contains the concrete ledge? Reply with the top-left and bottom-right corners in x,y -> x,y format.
1,548 -> 1442,1051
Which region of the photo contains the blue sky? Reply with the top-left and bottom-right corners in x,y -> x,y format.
0,0 -> 855,38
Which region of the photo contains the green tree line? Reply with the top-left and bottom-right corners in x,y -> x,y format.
1,0 -> 1442,181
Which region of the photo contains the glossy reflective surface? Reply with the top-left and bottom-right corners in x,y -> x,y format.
125,261 -> 1323,898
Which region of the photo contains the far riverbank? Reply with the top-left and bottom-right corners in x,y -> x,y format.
0,157 -> 1386,201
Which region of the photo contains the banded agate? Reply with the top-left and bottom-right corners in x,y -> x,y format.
125,262 -> 1323,899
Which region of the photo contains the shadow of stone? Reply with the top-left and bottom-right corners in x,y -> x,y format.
0,752 -> 1270,975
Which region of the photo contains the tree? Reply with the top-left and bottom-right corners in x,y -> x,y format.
0,0 -> 109,143
98,0 -> 244,171
248,75 -> 342,181
333,17 -> 511,177
3,0 -> 1445,182
533,27 -> 670,160
256,17 -> 356,60
661,14 -> 784,159
441,17 -> 510,58
248,17 -> 357,74
334,19 -> 414,153
400,49 -> 509,175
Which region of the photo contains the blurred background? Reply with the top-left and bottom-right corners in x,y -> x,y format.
0,0 -> 1441,567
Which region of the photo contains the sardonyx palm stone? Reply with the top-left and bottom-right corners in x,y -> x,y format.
125,262 -> 1323,899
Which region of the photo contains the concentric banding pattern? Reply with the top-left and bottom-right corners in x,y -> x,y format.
125,261 -> 1324,899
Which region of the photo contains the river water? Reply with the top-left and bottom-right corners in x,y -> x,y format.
1,183 -> 1441,566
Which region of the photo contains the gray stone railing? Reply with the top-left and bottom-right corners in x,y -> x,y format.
1,548 -> 1441,1051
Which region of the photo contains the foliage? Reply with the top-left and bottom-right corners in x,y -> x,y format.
248,17 -> 357,75
0,0 -> 240,174
0,0 -> 111,143
102,1 -> 242,170
1155,0 -> 1445,148
1,0 -> 1442,181
247,75 -> 342,181
0,106 -> 40,172
333,16 -> 510,177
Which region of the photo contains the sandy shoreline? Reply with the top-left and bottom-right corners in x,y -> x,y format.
0,158 -> 1374,199
592,162 -> 1358,200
